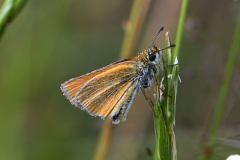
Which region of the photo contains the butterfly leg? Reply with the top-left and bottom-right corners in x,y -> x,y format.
153,73 -> 172,99
141,88 -> 154,111
160,87 -> 173,98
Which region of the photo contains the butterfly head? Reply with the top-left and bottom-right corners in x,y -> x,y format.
146,46 -> 161,65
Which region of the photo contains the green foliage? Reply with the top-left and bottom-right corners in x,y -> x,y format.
0,0 -> 28,37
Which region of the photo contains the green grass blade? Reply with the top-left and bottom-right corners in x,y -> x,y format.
0,0 -> 28,38
173,0 -> 189,60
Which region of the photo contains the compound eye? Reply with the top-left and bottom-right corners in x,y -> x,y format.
149,53 -> 156,61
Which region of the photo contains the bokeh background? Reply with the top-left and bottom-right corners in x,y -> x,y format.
0,0 -> 239,160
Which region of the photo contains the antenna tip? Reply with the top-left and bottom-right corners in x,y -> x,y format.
170,44 -> 176,48
160,26 -> 164,31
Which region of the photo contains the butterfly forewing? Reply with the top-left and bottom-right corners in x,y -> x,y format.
61,60 -> 140,123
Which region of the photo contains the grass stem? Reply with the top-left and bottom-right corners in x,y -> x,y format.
93,0 -> 151,160
153,32 -> 179,160
173,0 -> 189,60
203,22 -> 240,160
153,0 -> 189,159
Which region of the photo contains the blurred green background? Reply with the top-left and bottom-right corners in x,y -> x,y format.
0,0 -> 239,160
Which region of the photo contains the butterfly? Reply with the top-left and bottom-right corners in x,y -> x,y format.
60,28 -> 175,124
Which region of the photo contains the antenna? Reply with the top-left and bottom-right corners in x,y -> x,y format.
158,44 -> 176,52
151,26 -> 164,47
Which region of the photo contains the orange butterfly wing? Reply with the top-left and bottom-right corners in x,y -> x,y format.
61,60 -> 140,124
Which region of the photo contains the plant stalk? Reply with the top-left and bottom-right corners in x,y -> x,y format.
153,0 -> 189,159
173,0 -> 189,60
94,0 -> 151,160
203,22 -> 240,160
